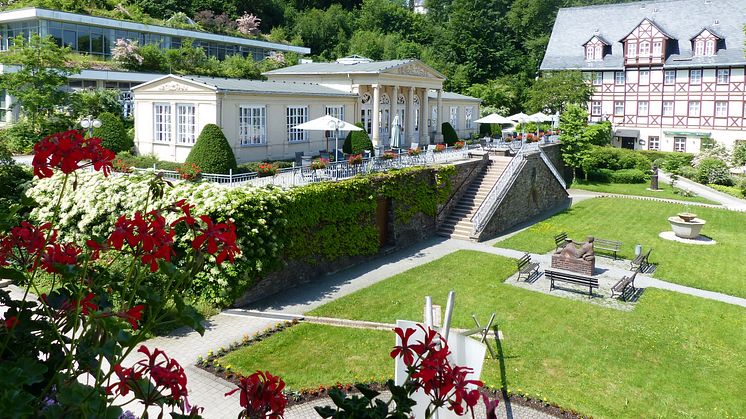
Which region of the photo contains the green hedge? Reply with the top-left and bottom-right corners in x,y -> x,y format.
92,112 -> 133,153
610,168 -> 647,183
342,122 -> 374,155
581,146 -> 651,178
696,158 -> 733,186
185,124 -> 238,174
115,152 -> 182,171
442,122 -> 458,145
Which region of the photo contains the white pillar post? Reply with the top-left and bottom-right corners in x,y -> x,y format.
407,86 -> 416,145
372,84 -> 381,147
391,85 -> 399,147
421,88 -> 429,144
435,89 -> 444,143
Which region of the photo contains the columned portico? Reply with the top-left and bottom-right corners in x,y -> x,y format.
372,84 -> 381,147
421,88 -> 429,144
435,89 -> 443,143
407,86 -> 416,144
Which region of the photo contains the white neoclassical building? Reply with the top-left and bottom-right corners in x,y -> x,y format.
132,57 -> 481,163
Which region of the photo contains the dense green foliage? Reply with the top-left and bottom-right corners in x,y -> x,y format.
0,144 -> 34,230
608,168 -> 647,183
306,249 -> 746,417
525,71 -> 594,114
28,165 -> 455,306
583,121 -> 611,146
732,142 -> 746,167
441,122 -> 458,145
695,158 -> 733,186
342,122 -> 374,155
558,104 -> 590,176
580,146 -> 651,183
185,124 -> 238,174
92,112 -> 133,153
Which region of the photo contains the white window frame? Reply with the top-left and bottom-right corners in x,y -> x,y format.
695,40 -> 704,56
663,101 -> 674,116
153,103 -> 172,143
674,136 -> 687,152
325,105 -> 344,120
627,42 -> 637,57
690,69 -> 702,85
653,41 -> 662,55
239,106 -> 266,146
638,101 -> 649,115
591,101 -> 602,116
615,71 -> 625,85
639,70 -> 650,85
614,101 -> 624,116
449,106 -> 458,130
688,101 -> 701,117
705,40 -> 715,56
592,72 -> 602,86
594,45 -> 603,60
717,69 -> 730,84
286,106 -> 308,143
715,101 -> 728,117
465,106 -> 473,129
664,70 -> 676,85
175,103 -> 196,144
586,46 -> 595,61
639,41 -> 650,56
648,136 -> 660,151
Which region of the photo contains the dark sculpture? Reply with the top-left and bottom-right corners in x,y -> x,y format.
556,236 -> 595,261
650,165 -> 659,190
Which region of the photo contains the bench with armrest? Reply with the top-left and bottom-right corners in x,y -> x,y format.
630,248 -> 652,271
516,253 -> 539,281
553,232 -> 568,251
545,268 -> 598,298
611,269 -> 639,301
594,238 -> 622,260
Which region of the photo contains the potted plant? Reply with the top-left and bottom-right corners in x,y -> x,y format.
347,153 -> 363,165
257,162 -> 278,177
454,141 -> 465,149
176,162 -> 201,181
434,144 -> 446,153
311,157 -> 329,170
408,147 -> 422,156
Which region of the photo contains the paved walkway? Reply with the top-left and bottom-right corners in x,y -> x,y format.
659,171 -> 746,211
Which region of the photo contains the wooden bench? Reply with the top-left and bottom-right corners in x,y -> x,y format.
516,253 -> 539,281
630,248 -> 652,272
545,268 -> 598,298
594,238 -> 622,260
611,269 -> 639,301
553,232 -> 568,251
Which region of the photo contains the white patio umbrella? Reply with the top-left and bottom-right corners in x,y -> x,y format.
508,112 -> 530,122
293,115 -> 362,160
474,113 -> 514,125
528,112 -> 552,122
391,115 -> 402,148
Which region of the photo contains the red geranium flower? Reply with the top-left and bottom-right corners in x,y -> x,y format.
225,370 -> 287,418
391,327 -> 417,366
3,315 -> 18,330
39,242 -> 82,274
0,222 -> 55,268
117,304 -> 145,330
192,216 -> 240,264
32,130 -> 114,179
108,211 -> 175,272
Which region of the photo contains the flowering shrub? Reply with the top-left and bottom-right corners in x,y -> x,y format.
407,147 -> 422,156
112,38 -> 144,69
380,151 -> 397,160
347,154 -> 363,165
1,131 -> 243,417
257,162 -> 278,177
177,162 -> 202,181
454,141 -> 465,150
434,144 -> 446,153
236,13 -> 261,36
311,158 -> 329,170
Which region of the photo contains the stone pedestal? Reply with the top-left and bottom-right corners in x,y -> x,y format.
551,254 -> 595,276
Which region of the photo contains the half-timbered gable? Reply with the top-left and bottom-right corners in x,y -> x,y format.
541,0 -> 746,153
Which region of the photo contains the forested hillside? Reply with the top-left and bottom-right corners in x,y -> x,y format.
12,0 -> 640,112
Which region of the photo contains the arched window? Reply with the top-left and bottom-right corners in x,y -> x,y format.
694,40 -> 704,56
705,40 -> 715,56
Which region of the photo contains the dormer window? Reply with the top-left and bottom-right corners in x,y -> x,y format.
627,42 -> 637,57
653,41 -> 662,55
583,35 -> 609,61
620,18 -> 671,66
586,46 -> 595,60
691,28 -> 722,57
694,40 -> 704,56
639,41 -> 650,56
705,40 -> 715,56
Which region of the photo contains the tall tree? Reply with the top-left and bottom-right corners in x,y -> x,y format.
525,71 -> 594,114
0,34 -> 78,132
559,103 -> 591,178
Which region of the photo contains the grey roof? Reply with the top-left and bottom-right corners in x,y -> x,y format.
427,91 -> 481,102
264,59 -> 446,78
541,0 -> 746,71
691,26 -> 724,40
134,75 -> 357,97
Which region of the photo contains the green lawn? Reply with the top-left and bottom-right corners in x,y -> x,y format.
301,251 -> 746,418
498,197 -> 746,298
570,180 -> 717,204
219,323 -> 393,389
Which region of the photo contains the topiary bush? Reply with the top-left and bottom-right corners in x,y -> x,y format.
442,122 -> 458,146
610,168 -> 648,183
92,112 -> 133,153
479,123 -> 492,137
185,124 -> 237,174
695,158 -> 733,186
342,122 -> 374,156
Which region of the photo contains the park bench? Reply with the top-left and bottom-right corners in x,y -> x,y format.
611,269 -> 639,301
594,238 -> 622,260
545,268 -> 598,298
630,248 -> 652,272
516,253 -> 539,281
553,232 -> 568,251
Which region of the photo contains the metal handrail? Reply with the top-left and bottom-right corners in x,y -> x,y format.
470,150 -> 529,236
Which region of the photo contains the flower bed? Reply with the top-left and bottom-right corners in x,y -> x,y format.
434,143 -> 446,153
257,162 -> 278,177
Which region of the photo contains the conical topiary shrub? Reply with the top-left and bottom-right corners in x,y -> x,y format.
442,122 -> 458,146
185,124 -> 237,174
92,112 -> 133,153
479,123 -> 492,138
342,122 -> 374,156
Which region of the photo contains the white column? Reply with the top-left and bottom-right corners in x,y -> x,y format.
391,85 -> 399,147
435,89 -> 443,143
421,88 -> 430,144
407,86 -> 416,144
372,84 -> 381,147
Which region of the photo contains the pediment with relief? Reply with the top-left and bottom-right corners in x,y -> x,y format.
386,62 -> 445,80
138,77 -> 216,93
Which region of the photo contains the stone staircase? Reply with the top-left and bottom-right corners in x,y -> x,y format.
438,156 -> 513,240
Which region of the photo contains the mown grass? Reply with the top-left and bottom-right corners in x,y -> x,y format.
498,197 -> 746,298
570,180 -> 717,204
295,251 -> 746,418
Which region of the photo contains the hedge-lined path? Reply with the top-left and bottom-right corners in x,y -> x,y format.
658,171 -> 746,211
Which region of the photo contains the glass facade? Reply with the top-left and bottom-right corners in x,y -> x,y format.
0,18 -> 269,61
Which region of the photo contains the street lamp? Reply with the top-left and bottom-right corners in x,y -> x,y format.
328,119 -> 346,162
80,116 -> 102,137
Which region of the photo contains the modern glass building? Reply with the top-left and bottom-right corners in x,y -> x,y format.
0,8 -> 310,61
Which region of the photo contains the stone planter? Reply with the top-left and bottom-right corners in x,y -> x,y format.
668,216 -> 706,239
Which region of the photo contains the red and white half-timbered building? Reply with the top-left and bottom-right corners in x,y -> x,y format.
542,0 -> 746,153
